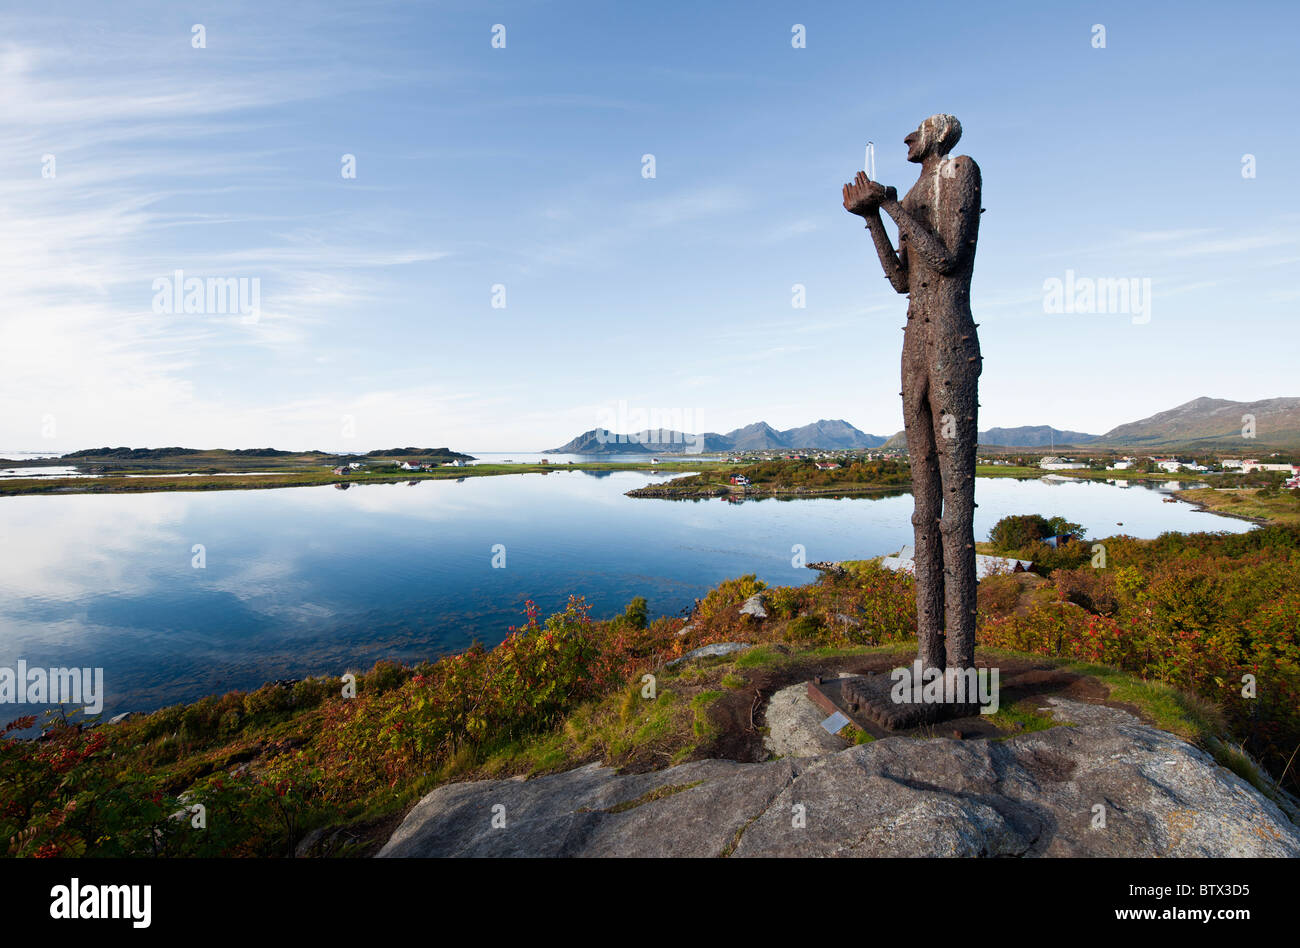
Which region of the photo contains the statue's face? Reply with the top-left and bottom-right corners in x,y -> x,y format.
906,115 -> 961,163
904,126 -> 926,163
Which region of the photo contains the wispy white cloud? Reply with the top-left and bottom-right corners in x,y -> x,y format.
0,27 -> 456,450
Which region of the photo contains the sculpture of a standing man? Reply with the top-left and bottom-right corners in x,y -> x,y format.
843,114 -> 982,681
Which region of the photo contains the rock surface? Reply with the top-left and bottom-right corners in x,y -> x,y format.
738,594 -> 767,619
379,698 -> 1300,857
763,683 -> 850,758
665,642 -> 751,669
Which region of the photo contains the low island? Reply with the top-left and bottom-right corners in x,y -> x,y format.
626,457 -> 913,499
0,446 -> 715,497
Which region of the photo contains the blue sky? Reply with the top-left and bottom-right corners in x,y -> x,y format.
2,0 -> 1297,452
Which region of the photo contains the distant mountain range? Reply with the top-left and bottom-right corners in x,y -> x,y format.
552,398 -> 1300,455
1097,397 -> 1300,449
882,397 -> 1300,452
882,425 -> 1099,452
547,419 -> 888,455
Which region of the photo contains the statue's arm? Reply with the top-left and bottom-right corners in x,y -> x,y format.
864,210 -> 909,294
880,158 -> 980,275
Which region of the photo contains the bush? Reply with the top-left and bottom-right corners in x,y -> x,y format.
766,586 -> 808,619
978,573 -> 1023,614
988,514 -> 1084,551
619,596 -> 648,630
360,660 -> 408,695
290,677 -> 334,709
845,562 -> 917,645
1052,568 -> 1118,615
784,614 -> 827,643
243,683 -> 293,717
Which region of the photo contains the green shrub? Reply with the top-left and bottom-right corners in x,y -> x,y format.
784,614 -> 827,643
988,514 -> 1084,552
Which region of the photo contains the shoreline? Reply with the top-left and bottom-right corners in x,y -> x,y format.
1174,490 -> 1267,525
0,461 -> 712,498
626,483 -> 908,499
1172,486 -> 1296,526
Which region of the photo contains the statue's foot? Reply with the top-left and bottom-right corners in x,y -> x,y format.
842,674 -> 983,730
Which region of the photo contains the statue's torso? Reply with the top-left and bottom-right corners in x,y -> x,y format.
900,159 -> 979,338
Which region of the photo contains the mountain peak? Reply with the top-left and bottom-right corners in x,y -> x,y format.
547,420 -> 888,455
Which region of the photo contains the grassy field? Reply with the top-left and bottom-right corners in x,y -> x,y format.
1175,486 -> 1300,526
974,464 -> 1225,483
3,452 -> 1241,499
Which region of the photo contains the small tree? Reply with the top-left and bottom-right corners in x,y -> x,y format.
988,514 -> 1084,551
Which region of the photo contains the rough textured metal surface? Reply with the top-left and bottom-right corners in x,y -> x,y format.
809,673 -> 978,730
844,114 -> 982,674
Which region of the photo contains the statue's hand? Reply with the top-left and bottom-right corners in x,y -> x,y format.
843,172 -> 892,217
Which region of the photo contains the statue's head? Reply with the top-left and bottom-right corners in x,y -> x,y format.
905,114 -> 962,162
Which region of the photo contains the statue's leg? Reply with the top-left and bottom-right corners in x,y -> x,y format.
933,357 -> 980,672
902,334 -> 945,671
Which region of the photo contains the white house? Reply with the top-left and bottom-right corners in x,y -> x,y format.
1039,456 -> 1086,470
1155,459 -> 1206,473
1107,460 -> 1133,471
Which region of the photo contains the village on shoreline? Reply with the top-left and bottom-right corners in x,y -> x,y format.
3,445 -> 1298,525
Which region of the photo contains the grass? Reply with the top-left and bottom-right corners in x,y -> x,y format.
626,458 -> 913,499
602,781 -> 704,814
733,645 -> 788,669
453,637 -> 1231,783
970,645 -> 1297,811
984,699 -> 1063,736
733,641 -> 912,672
975,647 -> 1223,744
974,465 -> 1049,478
1176,486 -> 1300,526
467,662 -> 751,782
691,691 -> 724,739
839,723 -> 875,744
974,464 -> 1247,485
417,641 -> 927,792
7,452 -> 1253,501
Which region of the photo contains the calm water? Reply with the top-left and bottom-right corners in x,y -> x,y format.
0,471 -> 1250,720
